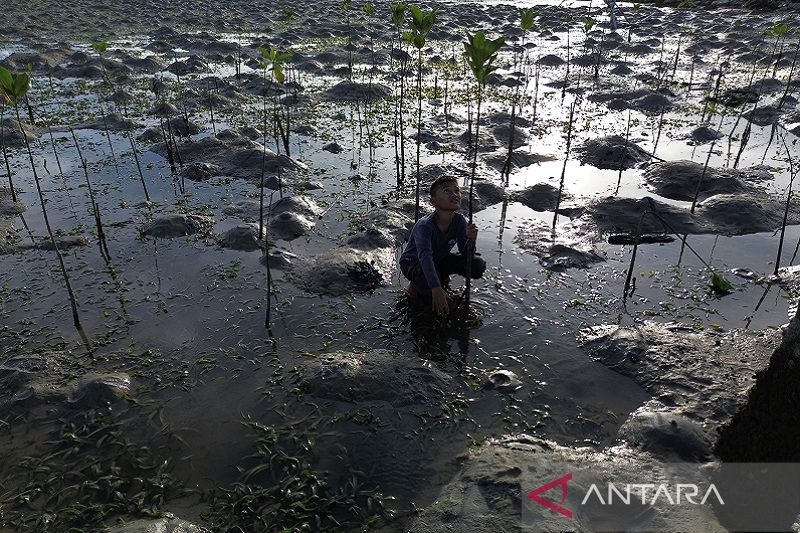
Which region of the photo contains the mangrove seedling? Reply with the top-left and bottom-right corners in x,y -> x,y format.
0,69 -> 85,333
403,4 -> 437,222
70,128 -> 110,262
501,8 -> 537,184
462,30 -> 505,312
390,1 -> 407,187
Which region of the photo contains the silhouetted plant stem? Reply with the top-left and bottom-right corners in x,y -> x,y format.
775,132 -> 798,276
552,101 -> 576,232
0,102 -> 18,202
70,127 -> 110,261
615,108 -> 632,195
691,112 -> 726,213
127,130 -> 150,203
15,103 -> 84,333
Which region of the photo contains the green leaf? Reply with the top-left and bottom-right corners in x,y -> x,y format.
583,16 -> 595,32
520,8 -> 537,31
363,1 -> 374,16
273,63 -> 285,84
90,40 -> 108,54
463,31 -> 505,84
0,66 -> 13,93
13,72 -> 30,98
708,272 -> 733,295
390,2 -> 406,28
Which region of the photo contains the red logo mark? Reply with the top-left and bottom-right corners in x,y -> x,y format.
528,472 -> 573,518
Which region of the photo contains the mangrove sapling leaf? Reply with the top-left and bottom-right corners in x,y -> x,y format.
520,8 -> 537,31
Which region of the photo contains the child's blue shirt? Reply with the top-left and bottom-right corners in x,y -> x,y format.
399,211 -> 468,289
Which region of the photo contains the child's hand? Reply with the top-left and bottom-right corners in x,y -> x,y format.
467,223 -> 478,241
431,287 -> 449,316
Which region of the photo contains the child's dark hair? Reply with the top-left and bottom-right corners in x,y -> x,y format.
429,176 -> 459,196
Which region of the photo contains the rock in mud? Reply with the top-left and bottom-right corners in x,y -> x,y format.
68,373 -> 131,409
515,219 -> 605,270
538,54 -> 566,66
289,247 -> 393,295
581,322 -> 780,431
345,227 -> 397,250
410,435 -> 725,533
746,105 -> 779,126
140,213 -> 213,238
576,135 -> 651,170
298,349 -> 454,407
512,183 -> 569,212
259,248 -> 297,270
677,125 -> 724,144
323,81 -> 391,101
181,162 -> 220,182
642,160 -> 758,202
268,211 -> 314,241
1,118 -> 40,147
217,223 -> 263,251
618,401 -> 712,462
483,369 -> 522,392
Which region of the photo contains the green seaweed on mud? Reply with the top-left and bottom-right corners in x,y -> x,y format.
204,414 -> 388,532
0,407 -> 187,532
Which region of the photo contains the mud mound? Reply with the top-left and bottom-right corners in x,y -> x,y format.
299,349 -> 453,407
323,81 -> 391,101
697,192 -> 800,234
576,135 -> 651,170
512,183 -> 568,212
642,160 -> 757,202
515,219 -> 605,270
289,247 -> 393,295
676,125 -> 724,144
217,223 -> 262,251
149,128 -> 306,184
268,211 -> 314,241
0,118 -> 40,147
618,402 -> 712,462
484,150 -> 555,172
581,322 -> 780,428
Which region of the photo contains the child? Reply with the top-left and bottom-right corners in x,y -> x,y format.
399,176 -> 486,316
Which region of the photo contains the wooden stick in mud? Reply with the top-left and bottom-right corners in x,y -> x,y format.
70,127 -> 110,262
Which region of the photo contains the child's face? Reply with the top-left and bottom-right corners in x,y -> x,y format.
430,180 -> 462,211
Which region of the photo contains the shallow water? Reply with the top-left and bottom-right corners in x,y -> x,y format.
1,0 -> 799,528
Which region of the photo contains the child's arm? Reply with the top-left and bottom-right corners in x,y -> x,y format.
414,222 -> 442,289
